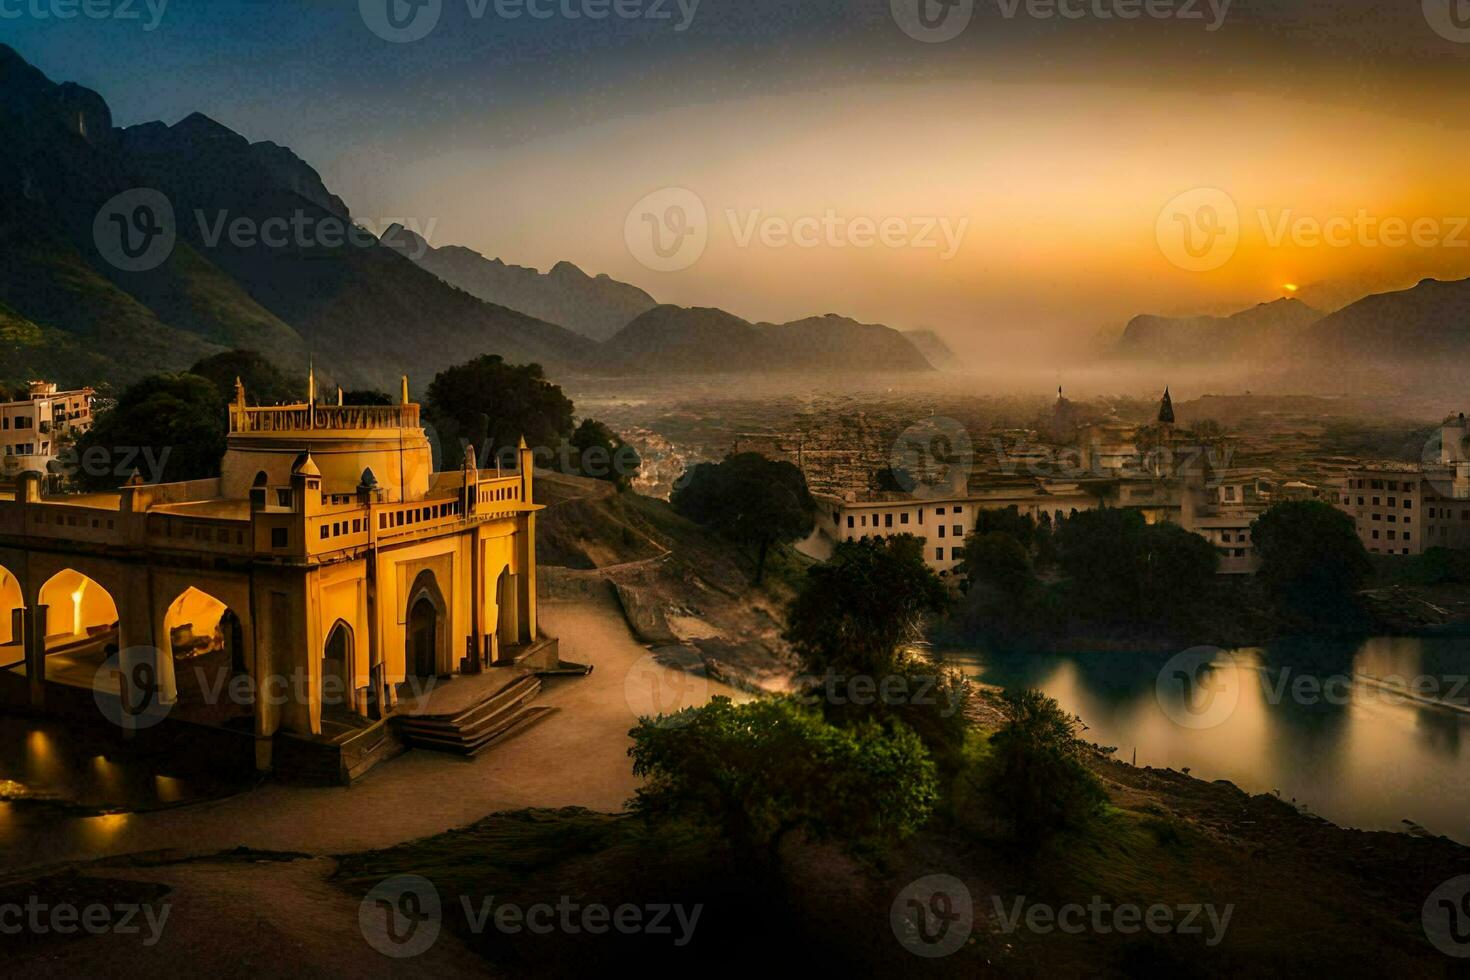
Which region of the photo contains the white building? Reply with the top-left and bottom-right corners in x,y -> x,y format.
1334,417 -> 1470,556
0,382 -> 95,480
810,483 -> 1099,579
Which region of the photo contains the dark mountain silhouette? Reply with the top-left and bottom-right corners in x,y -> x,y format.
381,224 -> 658,342
0,44 -> 593,389
903,329 -> 961,370
602,307 -> 934,374
1116,297 -> 1320,362
1293,277 -> 1470,362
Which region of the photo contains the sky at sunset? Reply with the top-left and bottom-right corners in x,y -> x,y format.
6,0 -> 1470,360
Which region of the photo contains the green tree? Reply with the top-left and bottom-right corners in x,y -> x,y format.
425,355 -> 574,469
1251,501 -> 1371,620
956,530 -> 1036,599
671,452 -> 816,584
984,688 -> 1105,843
1054,508 -> 1217,623
568,418 -> 641,490
72,373 -> 226,489
342,389 -> 394,406
628,696 -> 937,876
972,505 -> 1037,551
785,535 -> 950,677
189,349 -> 302,406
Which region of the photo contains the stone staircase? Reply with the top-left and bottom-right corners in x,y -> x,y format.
395,674 -> 557,757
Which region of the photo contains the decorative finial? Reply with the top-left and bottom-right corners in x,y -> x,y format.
307,358 -> 316,406
234,376 -> 246,407
401,375 -> 410,405
337,386 -> 344,407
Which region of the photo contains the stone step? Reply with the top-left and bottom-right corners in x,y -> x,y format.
398,675 -> 542,733
402,704 -> 557,756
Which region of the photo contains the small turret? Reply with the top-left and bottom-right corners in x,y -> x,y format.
1158,387 -> 1176,425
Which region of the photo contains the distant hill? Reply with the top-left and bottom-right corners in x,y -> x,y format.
1116,298 -> 1320,362
903,329 -> 960,370
602,307 -> 934,374
382,224 -> 658,342
1293,277 -> 1470,363
0,43 -> 593,390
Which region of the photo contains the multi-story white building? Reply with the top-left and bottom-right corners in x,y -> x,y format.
0,382 -> 96,480
810,482 -> 1100,579
1334,415 -> 1470,556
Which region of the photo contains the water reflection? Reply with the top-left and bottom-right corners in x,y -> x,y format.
941,634 -> 1470,842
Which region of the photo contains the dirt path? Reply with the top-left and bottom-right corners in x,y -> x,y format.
0,594 -> 741,873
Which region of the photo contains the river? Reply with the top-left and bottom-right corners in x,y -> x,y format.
940,634 -> 1470,843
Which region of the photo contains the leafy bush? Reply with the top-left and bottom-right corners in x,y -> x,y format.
983,689 -> 1105,842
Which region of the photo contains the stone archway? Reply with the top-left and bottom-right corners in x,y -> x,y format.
405,570 -> 448,678
162,586 -> 251,726
35,568 -> 120,689
322,619 -> 354,708
0,562 -> 23,660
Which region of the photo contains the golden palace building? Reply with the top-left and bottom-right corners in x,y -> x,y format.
0,373 -> 563,780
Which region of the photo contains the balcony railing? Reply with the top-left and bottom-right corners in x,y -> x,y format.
229,403 -> 421,434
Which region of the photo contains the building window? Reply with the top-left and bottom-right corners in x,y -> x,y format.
320,526 -> 330,540
900,513 -> 909,525
271,528 -> 288,548
953,505 -> 963,513
847,516 -> 854,528
938,526 -> 946,538
952,525 -> 962,536
1404,499 -> 1412,510
935,548 -> 944,560
936,507 -> 945,515
885,513 -> 893,528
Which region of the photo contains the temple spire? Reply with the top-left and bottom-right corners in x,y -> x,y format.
1158,386 -> 1175,425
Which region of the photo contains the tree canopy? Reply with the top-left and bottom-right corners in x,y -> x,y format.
628,696 -> 937,872
671,452 -> 816,583
785,535 -> 951,677
568,418 -> 641,490
1251,500 -> 1371,621
71,373 -> 226,489
1054,507 -> 1218,623
984,688 -> 1106,843
189,349 -> 302,406
425,355 -> 574,469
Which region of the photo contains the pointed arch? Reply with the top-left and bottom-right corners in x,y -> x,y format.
38,569 -> 118,650
405,570 -> 448,678
322,619 -> 354,708
0,562 -> 23,654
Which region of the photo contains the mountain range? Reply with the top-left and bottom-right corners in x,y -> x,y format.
1115,278 -> 1470,366
1,43 -> 946,391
